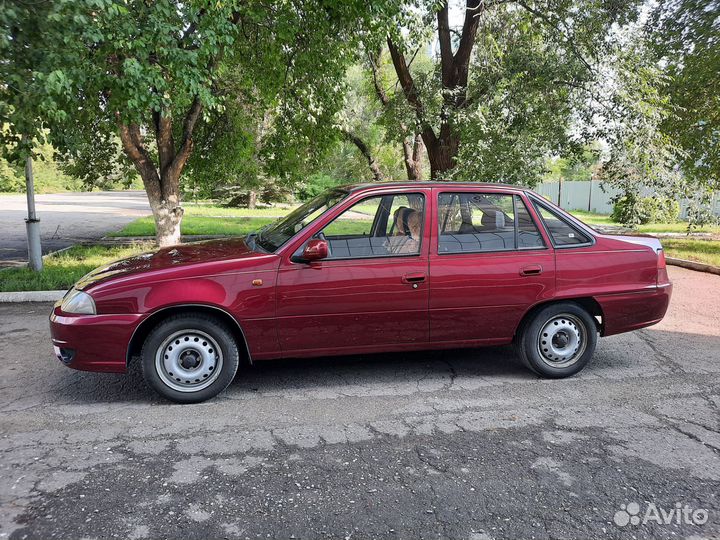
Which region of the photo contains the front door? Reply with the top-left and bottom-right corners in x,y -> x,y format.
275,190 -> 430,357
429,189 -> 556,344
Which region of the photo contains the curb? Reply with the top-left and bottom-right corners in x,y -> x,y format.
666,257 -> 720,276
0,290 -> 67,303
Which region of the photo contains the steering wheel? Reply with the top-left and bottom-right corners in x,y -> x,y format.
316,231 -> 332,257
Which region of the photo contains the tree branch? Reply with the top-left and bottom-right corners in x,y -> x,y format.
386,36 -> 438,147
515,0 -> 594,73
341,129 -> 386,182
117,118 -> 161,190
367,47 -> 390,107
165,97 -> 202,191
154,110 -> 175,176
437,2 -> 453,86
451,0 -> 484,92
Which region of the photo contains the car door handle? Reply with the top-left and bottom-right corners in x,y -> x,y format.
520,264 -> 543,276
402,273 -> 426,284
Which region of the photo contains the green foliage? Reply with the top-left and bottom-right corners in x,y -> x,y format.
296,174 -> 345,202
459,2 -> 644,184
0,140 -> 83,193
649,0 -> 720,193
611,195 -> 680,226
545,145 -> 601,182
1,0 -> 403,205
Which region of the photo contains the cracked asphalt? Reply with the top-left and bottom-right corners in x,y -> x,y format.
1,266 -> 719,539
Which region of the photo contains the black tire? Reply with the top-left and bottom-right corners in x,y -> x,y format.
140,313 -> 240,403
515,302 -> 597,378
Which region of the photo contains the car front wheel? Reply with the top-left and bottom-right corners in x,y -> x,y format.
140,314 -> 240,403
515,302 -> 598,378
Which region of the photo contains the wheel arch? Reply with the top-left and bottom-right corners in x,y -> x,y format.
513,297 -> 605,341
126,304 -> 252,367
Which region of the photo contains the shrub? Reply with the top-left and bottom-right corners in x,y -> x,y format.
296,174 -> 344,201
612,195 -> 680,225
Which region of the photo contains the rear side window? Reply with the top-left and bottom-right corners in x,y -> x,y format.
438,193 -> 544,254
533,202 -> 591,246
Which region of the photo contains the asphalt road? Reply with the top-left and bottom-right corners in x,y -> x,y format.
0,191 -> 150,267
1,266 -> 719,540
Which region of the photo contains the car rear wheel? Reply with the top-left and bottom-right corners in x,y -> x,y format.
515,302 -> 597,378
140,314 -> 239,403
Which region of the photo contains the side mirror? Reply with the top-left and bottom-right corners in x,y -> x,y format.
294,238 -> 328,263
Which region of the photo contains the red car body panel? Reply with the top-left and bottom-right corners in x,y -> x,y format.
49,183 -> 672,373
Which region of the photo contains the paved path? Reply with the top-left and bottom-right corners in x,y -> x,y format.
0,266 -> 719,539
0,191 -> 150,267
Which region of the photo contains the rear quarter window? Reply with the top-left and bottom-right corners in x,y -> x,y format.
533,202 -> 591,246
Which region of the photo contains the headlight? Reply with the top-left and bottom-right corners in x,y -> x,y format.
60,289 -> 96,315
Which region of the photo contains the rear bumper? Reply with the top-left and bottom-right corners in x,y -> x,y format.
596,283 -> 672,337
49,305 -> 144,373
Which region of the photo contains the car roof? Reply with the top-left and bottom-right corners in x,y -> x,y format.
339,181 -> 532,193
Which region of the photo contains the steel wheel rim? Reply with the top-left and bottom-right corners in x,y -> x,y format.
155,330 -> 223,393
536,314 -> 586,369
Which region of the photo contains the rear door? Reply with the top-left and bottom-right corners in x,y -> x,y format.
275,188 -> 431,357
429,188 -> 556,344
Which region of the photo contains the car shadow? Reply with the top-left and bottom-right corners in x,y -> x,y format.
226,345 -> 528,396
31,328 -> 720,405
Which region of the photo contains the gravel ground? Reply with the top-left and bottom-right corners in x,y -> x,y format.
0,266 -> 718,539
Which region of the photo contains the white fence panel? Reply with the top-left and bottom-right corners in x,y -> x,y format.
535,181 -> 719,218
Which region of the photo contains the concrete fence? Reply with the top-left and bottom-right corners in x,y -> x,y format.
535,180 -> 720,219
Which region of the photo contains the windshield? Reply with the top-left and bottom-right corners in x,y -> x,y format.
254,189 -> 348,252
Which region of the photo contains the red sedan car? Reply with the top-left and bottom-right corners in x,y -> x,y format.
50,183 -> 672,403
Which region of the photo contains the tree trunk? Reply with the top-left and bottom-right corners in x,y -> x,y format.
152,200 -> 183,247
117,101 -> 201,248
403,134 -> 425,181
248,190 -> 258,210
387,0 -> 485,181
426,132 -> 459,179
142,168 -> 184,247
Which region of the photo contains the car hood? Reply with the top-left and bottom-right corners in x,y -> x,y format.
76,237 -> 268,290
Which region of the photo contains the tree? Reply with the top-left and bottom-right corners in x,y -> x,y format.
545,144 -> 601,183
649,0 -> 720,193
596,39 -> 687,225
361,46 -> 427,181
384,0 -> 640,180
2,0 -> 401,246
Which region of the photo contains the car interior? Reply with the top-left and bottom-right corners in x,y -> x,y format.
438,193 -> 545,253
299,191 -> 556,259
312,194 -> 425,259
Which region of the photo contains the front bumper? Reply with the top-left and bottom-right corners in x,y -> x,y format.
49,304 -> 145,373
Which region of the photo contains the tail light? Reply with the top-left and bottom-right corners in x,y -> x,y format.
657,248 -> 669,285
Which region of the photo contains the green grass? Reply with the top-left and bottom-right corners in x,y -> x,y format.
182,203 -> 294,218
569,211 -> 616,226
0,244 -> 151,292
110,216 -> 275,237
636,222 -> 720,234
661,238 -> 720,267
569,210 -> 720,234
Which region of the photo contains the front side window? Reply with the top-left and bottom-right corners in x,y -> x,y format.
533,201 -> 591,246
255,189 -> 348,252
438,192 -> 544,254
313,193 -> 425,259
